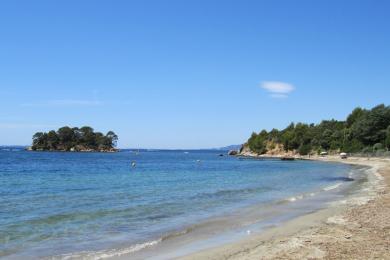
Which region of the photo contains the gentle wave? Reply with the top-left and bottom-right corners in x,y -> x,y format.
286,194 -> 305,202
283,181 -> 347,203
52,227 -> 195,259
323,183 -> 343,191
51,239 -> 162,260
283,191 -> 317,203
191,186 -> 272,200
50,226 -> 196,259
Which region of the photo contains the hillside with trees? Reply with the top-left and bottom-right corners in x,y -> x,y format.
242,104 -> 390,156
30,126 -> 118,152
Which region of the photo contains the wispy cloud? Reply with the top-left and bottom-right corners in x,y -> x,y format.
261,81 -> 295,98
21,99 -> 102,107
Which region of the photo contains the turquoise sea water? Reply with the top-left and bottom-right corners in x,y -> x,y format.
0,149 -> 355,259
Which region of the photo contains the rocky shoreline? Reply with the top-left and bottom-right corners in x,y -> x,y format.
26,146 -> 119,152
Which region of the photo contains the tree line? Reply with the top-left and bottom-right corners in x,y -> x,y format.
245,104 -> 390,155
31,126 -> 118,151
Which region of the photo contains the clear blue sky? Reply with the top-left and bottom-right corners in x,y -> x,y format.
1,0 -> 389,149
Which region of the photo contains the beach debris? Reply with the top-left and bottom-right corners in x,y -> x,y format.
344,234 -> 352,239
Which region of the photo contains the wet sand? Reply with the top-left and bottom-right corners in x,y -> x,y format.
180,157 -> 390,259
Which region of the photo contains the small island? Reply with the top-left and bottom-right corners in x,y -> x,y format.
29,126 -> 118,152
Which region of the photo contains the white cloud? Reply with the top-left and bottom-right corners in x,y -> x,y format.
261,81 -> 295,98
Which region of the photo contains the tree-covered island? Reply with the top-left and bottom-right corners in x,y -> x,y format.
30,126 -> 118,152
242,104 -> 390,156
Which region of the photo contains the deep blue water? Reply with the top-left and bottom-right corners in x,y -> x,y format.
0,150 -> 353,258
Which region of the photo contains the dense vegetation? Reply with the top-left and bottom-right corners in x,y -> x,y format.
245,104 -> 390,155
31,126 -> 118,151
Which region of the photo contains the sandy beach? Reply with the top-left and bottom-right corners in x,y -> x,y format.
180,156 -> 390,259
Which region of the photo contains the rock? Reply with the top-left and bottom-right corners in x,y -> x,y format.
228,150 -> 238,156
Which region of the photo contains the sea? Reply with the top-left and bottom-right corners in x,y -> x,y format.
0,148 -> 366,259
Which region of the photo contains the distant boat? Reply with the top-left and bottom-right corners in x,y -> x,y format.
281,157 -> 295,161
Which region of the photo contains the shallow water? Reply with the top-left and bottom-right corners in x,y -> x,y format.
0,150 -> 355,259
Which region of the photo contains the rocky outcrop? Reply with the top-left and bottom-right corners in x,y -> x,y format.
228,150 -> 238,156
238,141 -> 301,158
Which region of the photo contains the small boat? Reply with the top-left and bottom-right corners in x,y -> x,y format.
340,152 -> 348,159
281,157 -> 295,161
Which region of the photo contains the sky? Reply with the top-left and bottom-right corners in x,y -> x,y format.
0,0 -> 390,149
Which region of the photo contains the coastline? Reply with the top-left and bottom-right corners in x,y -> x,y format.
4,152 -> 386,259
25,147 -> 119,152
179,156 -> 389,259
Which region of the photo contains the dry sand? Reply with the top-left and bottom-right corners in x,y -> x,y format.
179,157 -> 390,260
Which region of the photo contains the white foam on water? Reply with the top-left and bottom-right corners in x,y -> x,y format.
286,194 -> 304,202
53,238 -> 162,260
323,183 -> 342,191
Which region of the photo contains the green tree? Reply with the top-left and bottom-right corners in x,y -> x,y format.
346,107 -> 365,127
106,131 -> 118,147
351,104 -> 390,145
57,126 -> 76,150
248,130 -> 268,154
47,130 -> 59,150
386,126 -> 390,149
373,143 -> 384,151
298,143 -> 312,155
